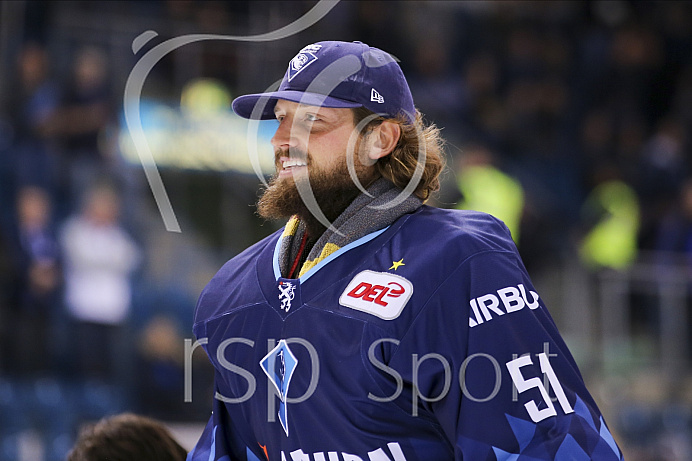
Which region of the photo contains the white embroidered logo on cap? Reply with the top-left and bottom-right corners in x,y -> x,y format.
288,44 -> 322,82
371,88 -> 385,104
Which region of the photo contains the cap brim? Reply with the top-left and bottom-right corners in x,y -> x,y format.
232,90 -> 362,119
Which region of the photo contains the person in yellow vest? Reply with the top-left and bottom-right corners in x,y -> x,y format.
579,172 -> 640,271
455,144 -> 524,244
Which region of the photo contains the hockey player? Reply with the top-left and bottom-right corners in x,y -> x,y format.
188,41 -> 623,461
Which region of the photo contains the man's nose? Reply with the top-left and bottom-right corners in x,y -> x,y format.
270,118 -> 298,149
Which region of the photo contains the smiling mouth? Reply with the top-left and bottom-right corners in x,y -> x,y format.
279,156 -> 308,175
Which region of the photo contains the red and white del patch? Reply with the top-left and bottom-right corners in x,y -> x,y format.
339,270 -> 413,320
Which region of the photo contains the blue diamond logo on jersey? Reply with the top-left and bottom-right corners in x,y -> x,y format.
260,339 -> 298,436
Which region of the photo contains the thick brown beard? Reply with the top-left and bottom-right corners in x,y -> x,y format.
257,149 -> 377,238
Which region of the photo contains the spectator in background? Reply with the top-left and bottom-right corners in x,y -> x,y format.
578,109 -> 614,190
60,183 -> 140,385
605,23 -> 664,125
653,177 -> 692,353
635,116 -> 687,250
672,65 -> 692,133
2,186 -> 60,377
66,413 -> 187,461
43,46 -> 113,210
406,36 -> 466,143
459,52 -> 504,148
454,144 -> 524,244
655,177 -> 692,259
136,315 -> 186,421
4,42 -> 61,197
578,164 -> 640,271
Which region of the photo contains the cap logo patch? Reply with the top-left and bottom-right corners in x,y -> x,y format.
339,270 -> 413,320
371,88 -> 384,104
288,44 -> 322,82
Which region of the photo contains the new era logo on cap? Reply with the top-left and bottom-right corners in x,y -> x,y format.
371,88 -> 384,104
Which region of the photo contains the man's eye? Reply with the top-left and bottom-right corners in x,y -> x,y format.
305,114 -> 319,122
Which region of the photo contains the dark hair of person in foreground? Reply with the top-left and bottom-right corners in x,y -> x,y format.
66,413 -> 187,461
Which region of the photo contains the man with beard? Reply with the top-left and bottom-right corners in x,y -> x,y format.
188,41 -> 623,461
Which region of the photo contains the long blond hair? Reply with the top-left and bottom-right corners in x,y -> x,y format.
353,107 -> 445,202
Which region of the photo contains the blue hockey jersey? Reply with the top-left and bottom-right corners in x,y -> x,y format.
188,206 -> 623,461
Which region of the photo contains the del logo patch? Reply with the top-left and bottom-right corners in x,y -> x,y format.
339,270 -> 413,320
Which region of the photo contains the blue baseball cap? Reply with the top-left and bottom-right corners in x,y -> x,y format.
232,41 -> 416,123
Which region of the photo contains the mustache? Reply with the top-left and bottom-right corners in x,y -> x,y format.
275,147 -> 309,163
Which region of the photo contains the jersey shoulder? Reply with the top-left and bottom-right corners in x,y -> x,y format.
404,206 -> 517,258
193,228 -> 281,326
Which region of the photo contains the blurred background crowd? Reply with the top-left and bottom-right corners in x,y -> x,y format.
0,1 -> 691,460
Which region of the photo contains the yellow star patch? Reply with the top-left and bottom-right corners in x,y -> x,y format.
389,259 -> 405,270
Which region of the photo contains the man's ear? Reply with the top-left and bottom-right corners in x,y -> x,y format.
367,120 -> 401,161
